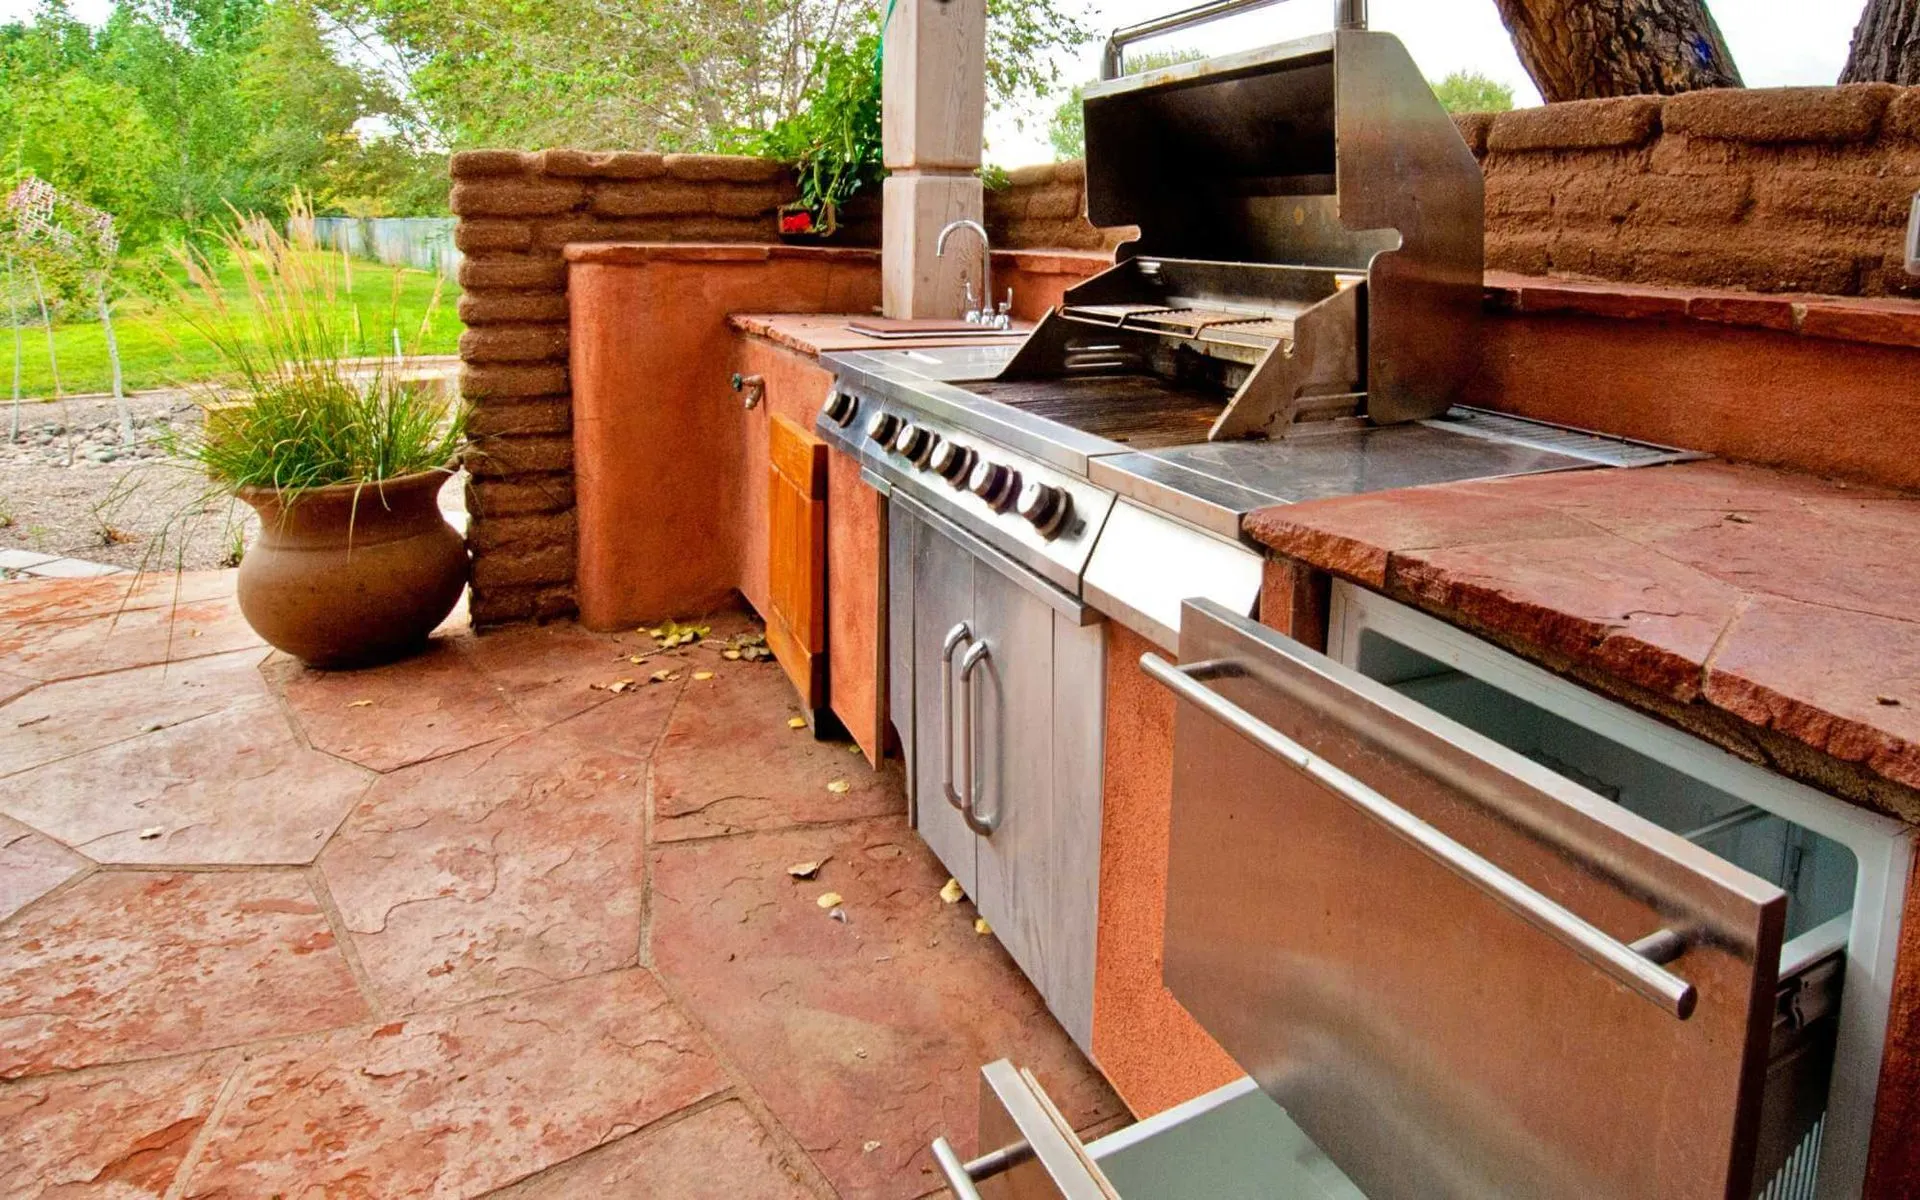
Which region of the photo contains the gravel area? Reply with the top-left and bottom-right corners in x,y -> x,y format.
0,390 -> 466,574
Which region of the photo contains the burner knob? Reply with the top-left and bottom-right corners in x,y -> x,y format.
927,439 -> 975,485
865,412 -> 900,445
968,460 -> 1020,511
1016,481 -> 1071,538
823,390 -> 858,427
892,424 -> 934,463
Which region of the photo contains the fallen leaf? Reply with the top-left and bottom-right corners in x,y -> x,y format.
974,917 -> 992,936
939,877 -> 965,904
817,891 -> 843,909
862,1140 -> 882,1154
649,669 -> 679,684
608,678 -> 635,694
826,779 -> 851,794
1726,513 -> 1753,524
189,629 -> 203,638
346,699 -> 374,708
787,716 -> 807,729
828,907 -> 848,923
849,744 -> 863,754
723,649 -> 742,661
787,857 -> 829,879
137,826 -> 164,840
692,670 -> 715,681
854,1046 -> 869,1058
627,654 -> 652,665
1878,695 -> 1903,707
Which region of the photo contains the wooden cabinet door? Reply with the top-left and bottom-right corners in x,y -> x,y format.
767,414 -> 828,722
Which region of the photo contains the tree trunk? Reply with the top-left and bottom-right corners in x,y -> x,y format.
1492,0 -> 1743,103
1842,0 -> 1920,84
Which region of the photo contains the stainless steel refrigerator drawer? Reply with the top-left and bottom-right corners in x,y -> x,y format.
932,1061 -> 1366,1199
1148,598 -> 1796,1200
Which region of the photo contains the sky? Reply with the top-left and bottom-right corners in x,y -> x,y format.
2,0 -> 1871,165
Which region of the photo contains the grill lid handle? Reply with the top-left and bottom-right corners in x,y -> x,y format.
1101,0 -> 1367,79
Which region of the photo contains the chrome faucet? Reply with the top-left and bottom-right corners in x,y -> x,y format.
936,219 -> 1011,328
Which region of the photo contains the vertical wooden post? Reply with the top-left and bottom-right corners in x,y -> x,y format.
880,0 -> 986,318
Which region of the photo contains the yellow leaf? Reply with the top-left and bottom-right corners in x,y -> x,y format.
849,744 -> 863,754
723,649 -> 742,660
939,877 -> 964,904
693,670 -> 715,681
826,779 -> 851,794
649,669 -> 678,684
787,716 -> 807,729
608,678 -> 635,694
817,892 -> 843,909
787,857 -> 828,879
974,917 -> 992,936
346,699 -> 374,708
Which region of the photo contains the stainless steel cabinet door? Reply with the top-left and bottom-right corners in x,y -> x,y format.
911,514 -> 978,896
1151,599 -> 1789,1200
970,555 -> 1059,1011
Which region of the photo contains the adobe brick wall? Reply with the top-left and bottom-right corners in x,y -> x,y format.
988,160 -> 1125,252
451,150 -> 811,627
1464,86 -> 1920,298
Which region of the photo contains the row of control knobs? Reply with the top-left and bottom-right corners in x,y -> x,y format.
825,390 -> 1069,538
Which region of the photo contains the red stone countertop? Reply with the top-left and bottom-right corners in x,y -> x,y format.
726,312 -> 1030,358
1244,461 -> 1920,820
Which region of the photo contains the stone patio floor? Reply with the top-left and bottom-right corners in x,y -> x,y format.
0,571 -> 1121,1198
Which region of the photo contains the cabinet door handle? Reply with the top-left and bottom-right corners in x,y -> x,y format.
959,640 -> 996,835
942,623 -> 973,815
1142,652 -> 1699,1020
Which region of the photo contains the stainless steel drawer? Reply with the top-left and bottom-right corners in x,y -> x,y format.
933,1062 -> 1366,1199
1146,598 -> 1793,1200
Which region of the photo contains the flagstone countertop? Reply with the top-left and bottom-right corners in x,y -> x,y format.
1244,459 -> 1920,821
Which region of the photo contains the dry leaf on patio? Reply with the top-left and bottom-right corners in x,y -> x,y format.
975,917 -> 993,936
787,857 -> 829,879
648,619 -> 711,650
138,826 -> 164,840
862,1141 -> 882,1154
346,699 -> 373,708
848,744 -> 863,754
939,878 -> 965,904
649,669 -> 679,684
817,891 -> 843,908
693,670 -> 715,681
787,716 -> 807,729
627,654 -> 654,665
723,649 -> 742,660
608,679 -> 636,694
826,779 -> 851,794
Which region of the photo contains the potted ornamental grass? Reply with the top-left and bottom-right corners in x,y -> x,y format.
166,202 -> 468,668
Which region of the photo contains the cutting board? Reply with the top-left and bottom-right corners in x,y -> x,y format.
846,316 -> 1016,339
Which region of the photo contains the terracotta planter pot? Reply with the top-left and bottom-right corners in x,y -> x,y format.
235,470 -> 468,669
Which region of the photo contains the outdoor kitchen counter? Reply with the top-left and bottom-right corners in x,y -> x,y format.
726,312 -> 1029,355
1242,458 -> 1920,823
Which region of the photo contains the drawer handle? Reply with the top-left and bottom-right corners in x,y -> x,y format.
942,622 -> 973,817
931,1135 -> 1034,1198
958,640 -> 996,835
1142,653 -> 1699,1020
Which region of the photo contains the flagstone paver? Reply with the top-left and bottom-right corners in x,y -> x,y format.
266,643 -> 533,773
495,1099 -> 817,1199
178,970 -> 728,1199
0,814 -> 88,922
650,653 -> 902,841
320,732 -> 649,1013
0,1051 -> 242,1199
0,694 -> 373,865
0,571 -> 1123,1198
650,817 -> 1125,1199
0,870 -> 368,1080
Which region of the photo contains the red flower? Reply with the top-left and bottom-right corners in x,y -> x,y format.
780,210 -> 815,234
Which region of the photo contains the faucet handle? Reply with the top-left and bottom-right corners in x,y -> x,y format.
963,279 -> 980,324
994,288 -> 1013,330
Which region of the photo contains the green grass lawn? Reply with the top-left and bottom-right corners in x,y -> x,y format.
3,255 -> 462,400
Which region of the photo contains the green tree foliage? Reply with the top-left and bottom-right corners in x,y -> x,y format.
1,0 -> 446,249
1047,48 -> 1205,162
320,0 -> 1089,152
1430,69 -> 1516,113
